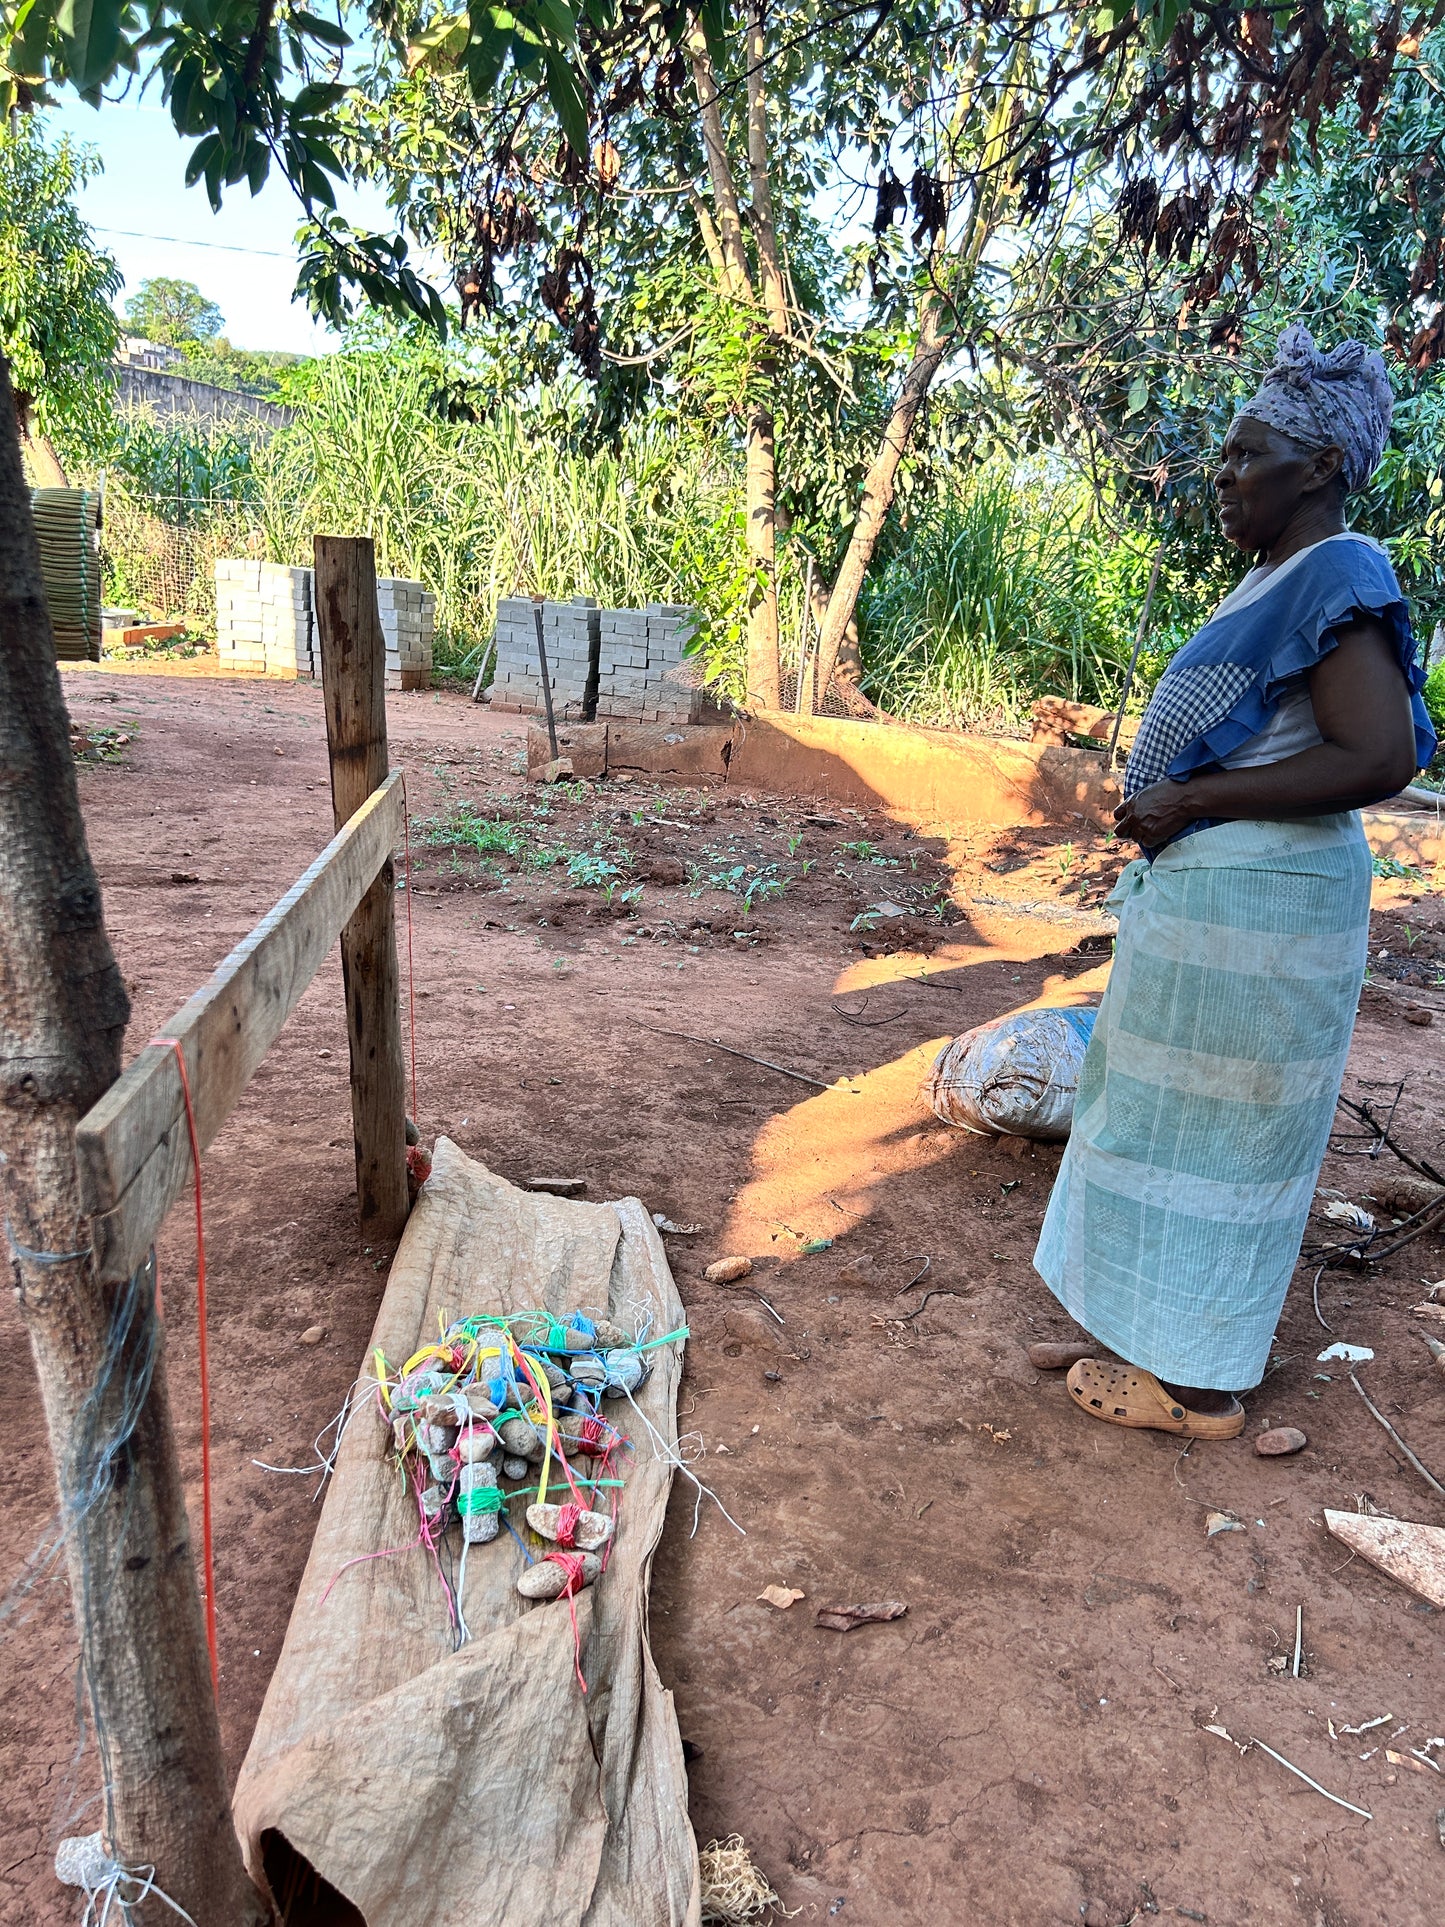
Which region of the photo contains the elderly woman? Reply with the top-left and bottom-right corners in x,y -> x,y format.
1034,325 -> 1437,1439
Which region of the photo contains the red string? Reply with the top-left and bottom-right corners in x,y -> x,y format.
151,1036 -> 220,1703
544,1552 -> 589,1692
400,772 -> 418,1123
554,1501 -> 582,1549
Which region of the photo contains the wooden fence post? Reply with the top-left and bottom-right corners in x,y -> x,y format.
313,536 -> 409,1245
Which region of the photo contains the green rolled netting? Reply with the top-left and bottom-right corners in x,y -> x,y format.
32,486 -> 103,661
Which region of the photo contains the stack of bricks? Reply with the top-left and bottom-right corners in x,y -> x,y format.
212,561 -> 434,689
214,559 -> 313,677
487,596 -> 699,723
376,576 -> 436,692
593,602 -> 700,723
487,595 -> 599,718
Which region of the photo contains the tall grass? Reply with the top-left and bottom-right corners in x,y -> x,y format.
858,469 -> 1212,732
255,353 -> 744,668
89,367 -> 1227,724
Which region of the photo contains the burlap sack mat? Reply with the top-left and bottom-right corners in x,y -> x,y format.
233,1138 -> 701,1926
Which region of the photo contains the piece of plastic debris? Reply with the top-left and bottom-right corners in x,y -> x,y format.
1321,1200 -> 1376,1233
800,1238 -> 834,1256
653,1214 -> 703,1235
757,1584 -> 805,1610
1206,1511 -> 1246,1537
1318,1343 -> 1375,1363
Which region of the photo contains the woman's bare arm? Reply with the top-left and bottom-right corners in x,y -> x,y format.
1115,620 -> 1420,847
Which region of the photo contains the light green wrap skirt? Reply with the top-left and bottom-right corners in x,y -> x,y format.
1034,814 -> 1372,1390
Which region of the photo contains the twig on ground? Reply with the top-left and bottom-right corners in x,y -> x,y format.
1350,1372 -> 1445,1499
1335,1094 -> 1445,1187
717,1282 -> 785,1326
1248,1738 -> 1372,1820
1312,1265 -> 1332,1333
907,970 -> 968,991
1348,1193 -> 1445,1263
634,1021 -> 842,1092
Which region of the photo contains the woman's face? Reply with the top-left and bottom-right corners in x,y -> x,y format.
1214,416 -> 1342,551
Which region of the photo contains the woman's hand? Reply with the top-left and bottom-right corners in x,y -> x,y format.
1113,780 -> 1198,847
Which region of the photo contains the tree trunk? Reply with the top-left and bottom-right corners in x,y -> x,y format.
744,0 -> 789,338
744,402 -> 780,709
688,10 -> 781,705
14,389 -> 68,488
810,299 -> 952,708
0,354 -> 267,1925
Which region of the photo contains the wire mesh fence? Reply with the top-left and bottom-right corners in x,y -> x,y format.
98,488 -> 294,639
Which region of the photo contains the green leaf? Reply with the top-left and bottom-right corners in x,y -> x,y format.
291,81 -> 348,118
406,8 -> 468,67
528,0 -> 577,47
54,0 -> 125,91
290,10 -> 350,48
1125,372 -> 1149,417
183,131 -> 223,190
8,0 -> 60,80
542,46 -> 587,154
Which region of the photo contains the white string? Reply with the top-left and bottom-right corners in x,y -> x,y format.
455,1533 -> 472,1646
618,1381 -> 746,1539
58,1837 -> 200,1927
249,1375 -> 375,1499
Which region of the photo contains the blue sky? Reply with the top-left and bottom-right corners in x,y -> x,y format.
45,95 -> 397,355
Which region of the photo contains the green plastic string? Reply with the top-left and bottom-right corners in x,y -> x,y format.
457,1485 -> 506,1516
636,1324 -> 690,1353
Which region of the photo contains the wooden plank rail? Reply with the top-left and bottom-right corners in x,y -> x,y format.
76,769 -> 406,1285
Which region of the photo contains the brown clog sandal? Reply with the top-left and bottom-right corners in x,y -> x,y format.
1065,1358 -> 1244,1440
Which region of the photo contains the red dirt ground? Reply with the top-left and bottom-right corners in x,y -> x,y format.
4,670 -> 1445,1926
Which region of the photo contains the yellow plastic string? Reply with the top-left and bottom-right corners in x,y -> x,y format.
505,1333 -> 554,1509
374,1348 -> 393,1411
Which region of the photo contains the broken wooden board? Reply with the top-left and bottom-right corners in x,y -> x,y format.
233,1140 -> 700,1927
1324,1509 -> 1445,1610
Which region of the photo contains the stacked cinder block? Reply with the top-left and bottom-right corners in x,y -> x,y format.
214,559 -> 313,677
594,603 -> 700,724
488,595 -> 598,717
376,575 -> 435,691
213,561 -> 434,688
485,595 -> 699,722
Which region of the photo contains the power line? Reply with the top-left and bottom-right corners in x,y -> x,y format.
93,224 -> 296,259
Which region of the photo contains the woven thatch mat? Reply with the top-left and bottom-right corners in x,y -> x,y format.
233,1138 -> 700,1925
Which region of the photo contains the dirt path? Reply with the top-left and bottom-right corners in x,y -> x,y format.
4,673 -> 1444,1926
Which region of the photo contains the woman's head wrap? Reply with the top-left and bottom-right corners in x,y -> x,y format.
1231,322 -> 1393,492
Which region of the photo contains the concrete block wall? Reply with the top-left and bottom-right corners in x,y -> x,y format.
215,559 -> 313,677
214,561 -> 433,689
596,603 -> 700,725
377,576 -> 435,692
488,596 -> 699,723
489,596 -> 598,717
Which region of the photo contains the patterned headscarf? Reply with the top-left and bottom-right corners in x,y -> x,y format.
1231,322 -> 1393,492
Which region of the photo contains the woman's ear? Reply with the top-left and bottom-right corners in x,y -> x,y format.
1306,442 -> 1346,497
